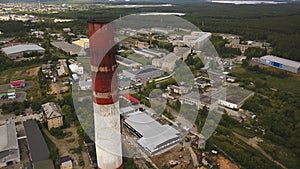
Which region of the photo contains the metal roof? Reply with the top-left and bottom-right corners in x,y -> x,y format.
261,55 -> 300,68
0,123 -> 18,152
116,55 -> 142,67
24,120 -> 49,163
1,44 -> 45,55
42,102 -> 62,119
125,111 -> 180,153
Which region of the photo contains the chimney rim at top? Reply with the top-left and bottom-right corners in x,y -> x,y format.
88,19 -> 111,24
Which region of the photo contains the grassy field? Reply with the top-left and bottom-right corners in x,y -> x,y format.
230,67 -> 300,95
0,65 -> 41,85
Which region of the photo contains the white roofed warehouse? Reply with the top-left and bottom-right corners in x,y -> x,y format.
256,55 -> 300,73
0,123 -> 20,168
1,44 -> 45,60
123,111 -> 180,155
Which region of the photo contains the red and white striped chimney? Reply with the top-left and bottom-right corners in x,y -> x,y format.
88,20 -> 123,169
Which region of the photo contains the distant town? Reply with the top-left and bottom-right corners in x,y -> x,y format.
0,1 -> 299,169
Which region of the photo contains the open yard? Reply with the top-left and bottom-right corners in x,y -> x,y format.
230,67 -> 300,95
0,65 -> 41,84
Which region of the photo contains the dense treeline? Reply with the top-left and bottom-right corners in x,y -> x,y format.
14,3 -> 300,61
210,36 -> 241,58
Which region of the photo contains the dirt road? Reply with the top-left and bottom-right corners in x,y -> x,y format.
233,132 -> 287,169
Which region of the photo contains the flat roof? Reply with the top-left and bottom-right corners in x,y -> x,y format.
24,120 -> 50,163
51,41 -> 82,54
116,55 -> 142,66
33,159 -> 55,169
126,65 -> 161,76
125,111 -> 180,153
261,55 -> 300,68
1,44 -> 45,55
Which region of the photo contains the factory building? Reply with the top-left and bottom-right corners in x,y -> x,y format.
0,123 -> 20,168
24,120 -> 54,169
179,92 -> 212,109
116,55 -> 142,68
122,65 -> 162,82
256,55 -> 300,73
1,44 -> 45,59
133,48 -> 166,58
123,111 -> 180,155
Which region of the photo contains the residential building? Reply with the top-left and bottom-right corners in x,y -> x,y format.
183,32 -> 212,50
57,59 -> 69,77
42,102 -> 63,129
173,47 -> 191,60
0,123 -> 20,168
152,53 -> 178,72
60,156 -> 73,169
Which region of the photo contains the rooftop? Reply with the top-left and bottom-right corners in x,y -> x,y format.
24,120 -> 49,163
1,44 -> 45,55
42,102 -> 62,119
126,65 -> 161,76
261,55 -> 300,68
0,123 -> 18,152
125,111 -> 180,153
33,159 -> 55,169
116,55 -> 142,67
51,41 -> 83,55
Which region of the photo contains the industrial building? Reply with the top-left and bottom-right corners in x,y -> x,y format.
122,65 -> 162,82
42,102 -> 63,129
133,48 -> 166,58
51,41 -> 84,56
179,92 -> 212,109
116,55 -> 142,68
24,120 -> 53,169
152,53 -> 178,72
123,111 -> 181,155
0,123 -> 20,168
1,44 -> 45,59
256,55 -> 300,73
218,86 -> 254,109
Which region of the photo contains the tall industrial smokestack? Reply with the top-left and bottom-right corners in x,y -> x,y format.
88,20 -> 123,169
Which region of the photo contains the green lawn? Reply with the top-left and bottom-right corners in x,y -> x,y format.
230,67 -> 300,95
